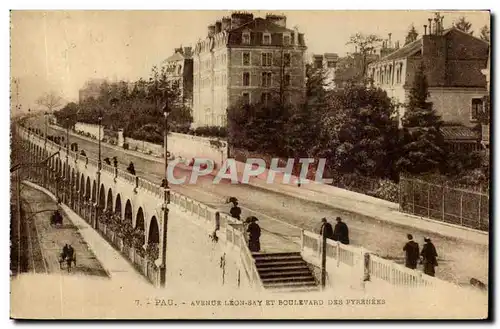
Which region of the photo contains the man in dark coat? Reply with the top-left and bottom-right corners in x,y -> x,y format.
333,217 -> 349,245
246,217 -> 261,252
319,218 -> 334,240
421,237 -> 438,276
403,234 -> 420,269
230,201 -> 242,221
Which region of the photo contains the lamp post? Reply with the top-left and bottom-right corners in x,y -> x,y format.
95,115 -> 103,229
159,104 -> 171,288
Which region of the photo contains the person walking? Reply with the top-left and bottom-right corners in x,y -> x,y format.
230,201 -> 242,221
421,237 -> 438,277
333,217 -> 350,245
319,218 -> 334,241
246,216 -> 261,253
403,234 -> 420,269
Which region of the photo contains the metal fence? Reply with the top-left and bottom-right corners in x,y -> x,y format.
399,177 -> 489,231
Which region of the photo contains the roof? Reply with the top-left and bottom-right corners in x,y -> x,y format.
163,52 -> 186,63
441,125 -> 479,141
231,17 -> 293,33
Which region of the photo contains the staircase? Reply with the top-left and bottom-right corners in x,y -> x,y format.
253,252 -> 320,293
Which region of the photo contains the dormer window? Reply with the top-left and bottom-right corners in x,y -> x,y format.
242,32 -> 250,45
283,33 -> 291,45
263,33 -> 271,45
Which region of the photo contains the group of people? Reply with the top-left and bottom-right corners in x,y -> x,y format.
229,199 -> 261,253
403,234 -> 439,277
319,217 -> 350,245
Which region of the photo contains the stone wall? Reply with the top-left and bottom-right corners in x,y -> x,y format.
124,133 -> 228,168
74,122 -> 104,140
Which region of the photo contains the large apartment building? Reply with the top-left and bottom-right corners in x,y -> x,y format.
161,46 -> 194,109
367,15 -> 490,129
192,12 -> 307,127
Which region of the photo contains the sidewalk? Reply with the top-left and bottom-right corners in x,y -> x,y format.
23,181 -> 151,287
247,177 -> 488,246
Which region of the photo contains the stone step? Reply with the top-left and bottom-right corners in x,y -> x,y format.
254,255 -> 304,263
261,275 -> 316,284
263,280 -> 318,289
255,259 -> 307,268
257,264 -> 309,274
259,269 -> 312,278
253,252 -> 301,259
267,286 -> 322,293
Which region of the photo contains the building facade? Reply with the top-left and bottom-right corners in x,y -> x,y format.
78,79 -> 107,103
311,53 -> 339,90
367,18 -> 490,129
161,47 -> 194,109
192,13 -> 307,127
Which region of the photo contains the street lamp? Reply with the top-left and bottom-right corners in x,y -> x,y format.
95,115 -> 103,229
159,103 -> 171,288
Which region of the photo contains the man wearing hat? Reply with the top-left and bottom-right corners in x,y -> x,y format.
319,218 -> 334,241
333,217 -> 350,245
246,216 -> 261,252
403,234 -> 420,269
420,237 -> 438,276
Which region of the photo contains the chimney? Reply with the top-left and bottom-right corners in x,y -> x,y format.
207,24 -> 215,37
428,18 -> 433,35
221,17 -> 231,31
265,14 -> 287,27
231,12 -> 254,29
424,24 -> 427,35
388,33 -> 392,48
215,21 -> 222,34
434,17 -> 439,35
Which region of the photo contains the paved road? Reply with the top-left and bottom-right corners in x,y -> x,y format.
26,118 -> 488,285
20,184 -> 108,277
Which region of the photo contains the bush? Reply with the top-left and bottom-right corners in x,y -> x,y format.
370,180 -> 399,203
123,142 -> 129,150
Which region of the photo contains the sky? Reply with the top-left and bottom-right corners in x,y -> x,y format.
10,10 -> 490,113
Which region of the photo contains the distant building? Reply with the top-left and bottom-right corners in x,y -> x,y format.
78,79 -> 107,103
480,53 -> 490,149
192,12 -> 307,127
311,53 -> 339,89
367,16 -> 490,134
161,46 -> 194,109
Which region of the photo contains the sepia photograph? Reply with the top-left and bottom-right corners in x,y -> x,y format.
9,9 -> 491,320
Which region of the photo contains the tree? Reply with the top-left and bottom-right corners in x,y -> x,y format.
36,91 -> 63,113
479,25 -> 490,42
397,63 -> 446,175
405,24 -> 419,45
346,33 -> 382,77
316,84 -> 399,179
454,16 -> 473,35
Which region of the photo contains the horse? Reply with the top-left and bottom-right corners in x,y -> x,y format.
50,210 -> 63,226
59,252 -> 77,273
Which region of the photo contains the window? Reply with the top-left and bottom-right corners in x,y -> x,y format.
261,92 -> 271,105
243,52 -> 250,66
284,53 -> 291,67
263,33 -> 271,45
314,59 -> 323,69
243,72 -> 250,86
284,74 -> 291,87
242,92 -> 250,105
283,34 -> 291,45
262,72 -> 272,87
262,52 -> 272,66
242,32 -> 250,45
471,98 -> 483,121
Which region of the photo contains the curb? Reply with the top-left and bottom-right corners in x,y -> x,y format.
21,180 -> 114,279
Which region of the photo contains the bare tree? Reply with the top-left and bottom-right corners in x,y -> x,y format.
346,33 -> 382,77
35,91 -> 63,113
